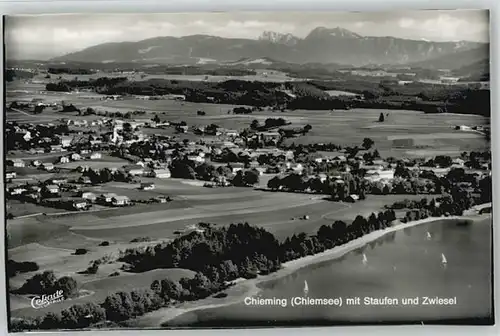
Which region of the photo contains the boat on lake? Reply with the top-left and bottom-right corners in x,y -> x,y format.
441,253 -> 448,264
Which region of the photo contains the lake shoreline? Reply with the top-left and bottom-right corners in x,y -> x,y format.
130,204 -> 491,327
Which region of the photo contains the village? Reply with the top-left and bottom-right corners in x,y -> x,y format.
4,99 -> 492,218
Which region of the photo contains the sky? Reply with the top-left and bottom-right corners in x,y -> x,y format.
4,10 -> 490,60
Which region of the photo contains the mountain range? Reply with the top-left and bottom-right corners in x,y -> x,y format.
53,26 -> 488,68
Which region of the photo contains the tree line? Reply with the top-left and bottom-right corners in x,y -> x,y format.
44,76 -> 490,116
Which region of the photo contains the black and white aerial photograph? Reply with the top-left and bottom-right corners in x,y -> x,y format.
3,9 -> 493,332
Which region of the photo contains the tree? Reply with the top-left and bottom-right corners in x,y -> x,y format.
250,120 -> 260,130
56,276 -> 79,298
244,170 -> 260,185
232,171 -> 245,187
34,105 -> 45,114
150,280 -> 161,294
219,260 -> 239,280
189,272 -> 213,298
359,188 -> 366,200
378,113 -> 385,122
102,292 -> 133,322
159,279 -> 183,301
18,270 -> 58,294
123,122 -> 132,132
362,137 -> 375,150
267,176 -> 281,190
152,114 -> 160,123
40,312 -> 62,330
195,163 -> 217,181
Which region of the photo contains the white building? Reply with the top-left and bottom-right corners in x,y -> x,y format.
153,169 -> 171,178
187,155 -> 205,163
98,193 -> 118,204
59,156 -> 70,164
6,172 -> 17,179
90,152 -> 102,160
42,163 -> 55,171
124,165 -> 144,176
112,196 -> 130,206
140,183 -> 155,190
81,192 -> 97,202
61,136 -> 73,148
45,184 -> 60,194
72,199 -> 88,210
364,169 -> 395,182
10,187 -> 27,195
11,159 -> 25,168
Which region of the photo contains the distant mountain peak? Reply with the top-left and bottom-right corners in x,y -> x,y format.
52,27 -> 486,67
258,31 -> 300,46
306,26 -> 362,39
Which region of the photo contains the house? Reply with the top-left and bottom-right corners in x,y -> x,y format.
260,132 -> 281,141
77,165 -> 90,173
61,136 -> 73,148
456,125 -> 472,131
226,130 -> 238,137
32,160 -> 42,167
152,169 -> 171,178
292,163 -> 304,173
98,193 -> 118,204
345,194 -> 360,203
249,160 -> 260,168
50,178 -> 67,185
50,145 -> 63,152
44,184 -> 60,194
73,120 -> 88,127
72,198 -> 89,210
59,156 -> 70,164
19,130 -> 32,142
230,163 -> 245,173
30,186 -> 42,193
140,182 -> 155,190
124,165 -> 144,176
90,152 -> 102,160
42,163 -> 55,171
154,196 -> 169,203
10,186 -> 27,195
10,159 -> 25,168
71,153 -> 82,161
79,176 -> 92,184
452,158 -> 465,167
112,195 -> 130,206
364,169 -> 395,182
27,193 -> 41,201
6,172 -> 17,180
187,155 -> 205,163
176,125 -> 188,133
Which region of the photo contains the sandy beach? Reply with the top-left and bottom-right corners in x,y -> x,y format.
128,203 -> 492,327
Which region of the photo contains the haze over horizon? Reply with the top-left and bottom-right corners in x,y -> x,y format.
5,10 -> 489,61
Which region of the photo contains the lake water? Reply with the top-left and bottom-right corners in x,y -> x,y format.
166,217 -> 493,326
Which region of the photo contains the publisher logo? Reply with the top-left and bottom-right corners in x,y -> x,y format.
31,290 -> 65,309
